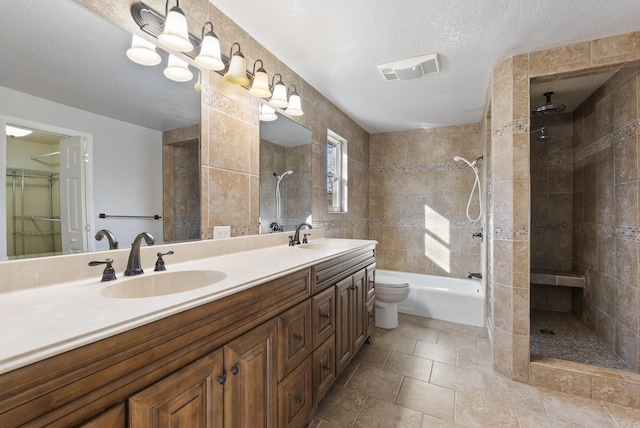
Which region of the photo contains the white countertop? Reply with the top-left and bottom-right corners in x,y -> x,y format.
0,238 -> 375,375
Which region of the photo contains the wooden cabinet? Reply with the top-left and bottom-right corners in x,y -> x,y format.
277,357 -> 312,428
278,300 -> 312,382
311,286 -> 336,349
312,335 -> 335,406
79,404 -> 126,428
129,350 -> 224,427
223,319 -> 278,428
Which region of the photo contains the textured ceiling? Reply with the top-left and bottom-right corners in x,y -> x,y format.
212,0 -> 640,133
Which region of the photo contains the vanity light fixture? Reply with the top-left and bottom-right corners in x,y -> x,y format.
249,60 -> 272,98
194,71 -> 202,93
270,74 -> 288,108
285,85 -> 303,116
164,54 -> 193,82
259,103 -> 277,122
126,34 -> 161,66
194,22 -> 224,71
158,0 -> 194,52
224,43 -> 250,85
6,125 -> 33,137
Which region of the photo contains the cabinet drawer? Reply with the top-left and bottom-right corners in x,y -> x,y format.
277,357 -> 312,428
366,297 -> 375,338
312,335 -> 335,407
366,263 -> 376,301
278,300 -> 312,382
312,286 -> 335,349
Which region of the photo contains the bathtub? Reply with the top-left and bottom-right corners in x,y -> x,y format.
377,270 -> 485,327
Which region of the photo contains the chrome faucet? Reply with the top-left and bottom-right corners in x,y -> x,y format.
468,272 -> 482,280
124,232 -> 155,276
293,222 -> 312,245
95,229 -> 118,249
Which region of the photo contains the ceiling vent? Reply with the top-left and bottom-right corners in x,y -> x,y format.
377,53 -> 440,82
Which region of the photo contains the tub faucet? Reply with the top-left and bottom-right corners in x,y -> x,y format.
95,229 -> 118,249
293,222 -> 312,245
124,232 -> 155,276
468,272 -> 482,280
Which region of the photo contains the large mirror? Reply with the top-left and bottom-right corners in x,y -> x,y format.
259,112 -> 312,233
0,0 -> 200,259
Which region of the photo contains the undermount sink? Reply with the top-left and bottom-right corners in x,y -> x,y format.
100,270 -> 227,298
297,242 -> 347,250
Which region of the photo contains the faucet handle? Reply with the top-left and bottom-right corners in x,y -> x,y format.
288,236 -> 295,246
154,251 -> 174,271
303,233 -> 311,244
89,259 -> 117,281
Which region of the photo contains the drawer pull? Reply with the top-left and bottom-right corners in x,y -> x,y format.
296,395 -> 303,403
230,365 -> 239,375
217,374 -> 227,384
295,334 -> 303,341
323,364 -> 331,371
322,313 -> 331,319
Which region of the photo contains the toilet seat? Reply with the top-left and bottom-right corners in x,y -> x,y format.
376,275 -> 409,288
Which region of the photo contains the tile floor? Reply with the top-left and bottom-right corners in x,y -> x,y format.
311,313 -> 640,427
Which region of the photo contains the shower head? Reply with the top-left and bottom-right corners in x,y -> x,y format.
453,155 -> 482,168
275,170 -> 294,182
532,92 -> 565,117
531,127 -> 551,141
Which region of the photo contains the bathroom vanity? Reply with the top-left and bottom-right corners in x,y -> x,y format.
0,235 -> 376,427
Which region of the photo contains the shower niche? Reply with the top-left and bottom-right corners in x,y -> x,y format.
259,112 -> 312,234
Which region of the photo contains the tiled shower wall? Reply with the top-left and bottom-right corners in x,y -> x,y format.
368,125 -> 483,278
572,65 -> 640,372
76,0 -> 370,241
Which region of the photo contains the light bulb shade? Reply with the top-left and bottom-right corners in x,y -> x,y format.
270,82 -> 288,108
158,6 -> 194,52
126,34 -> 161,66
285,91 -> 303,116
195,31 -> 224,70
224,53 -> 249,85
249,68 -> 272,98
164,54 -> 193,82
259,104 -> 277,122
6,125 -> 32,137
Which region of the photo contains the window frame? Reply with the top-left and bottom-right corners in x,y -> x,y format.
327,129 -> 347,213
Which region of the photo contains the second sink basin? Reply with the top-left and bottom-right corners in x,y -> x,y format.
100,270 -> 227,299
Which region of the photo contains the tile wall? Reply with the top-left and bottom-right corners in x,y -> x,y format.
368,125 -> 483,278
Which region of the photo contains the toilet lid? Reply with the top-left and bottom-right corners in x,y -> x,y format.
375,275 -> 409,288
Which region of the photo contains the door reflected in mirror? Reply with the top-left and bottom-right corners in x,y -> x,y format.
259,112 -> 312,233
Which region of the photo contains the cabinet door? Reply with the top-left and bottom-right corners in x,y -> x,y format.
224,319 -> 278,428
366,263 -> 376,302
335,276 -> 353,376
366,297 -> 375,338
278,300 -> 312,382
277,357 -> 312,428
352,269 -> 367,353
80,404 -> 125,428
129,349 -> 224,428
312,285 -> 335,349
312,334 -> 335,406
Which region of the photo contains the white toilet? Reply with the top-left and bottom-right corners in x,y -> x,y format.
374,274 -> 410,329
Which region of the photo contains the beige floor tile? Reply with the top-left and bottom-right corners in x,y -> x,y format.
371,332 -> 418,354
516,408 -> 584,428
456,347 -> 493,373
420,413 -> 464,427
603,402 -> 640,428
413,339 -> 458,366
429,361 -> 484,394
351,342 -> 391,368
383,351 -> 434,382
315,384 -> 368,427
396,377 -> 455,422
482,371 -> 547,413
437,331 -> 479,350
538,388 -> 619,427
400,323 -> 440,343
454,391 -> 519,427
353,397 -> 423,428
346,363 -> 404,403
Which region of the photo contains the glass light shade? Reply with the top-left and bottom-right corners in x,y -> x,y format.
224,53 -> 249,85
158,6 -> 194,52
270,82 -> 288,108
249,68 -> 272,98
163,54 -> 193,82
195,31 -> 224,70
259,104 -> 277,122
126,34 -> 161,66
6,125 -> 32,137
285,92 -> 303,116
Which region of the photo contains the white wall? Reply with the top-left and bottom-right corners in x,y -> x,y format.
0,86 -> 163,253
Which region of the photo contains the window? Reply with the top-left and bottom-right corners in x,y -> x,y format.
327,130 -> 347,212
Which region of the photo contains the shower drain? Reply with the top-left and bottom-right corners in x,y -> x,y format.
539,329 -> 555,335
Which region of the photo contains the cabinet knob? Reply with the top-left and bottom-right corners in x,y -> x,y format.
230,365 -> 239,375
322,313 -> 331,319
323,364 -> 331,371
217,374 -> 227,384
295,334 -> 303,341
296,395 -> 303,403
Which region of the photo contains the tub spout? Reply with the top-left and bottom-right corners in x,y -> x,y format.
468,272 -> 482,280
